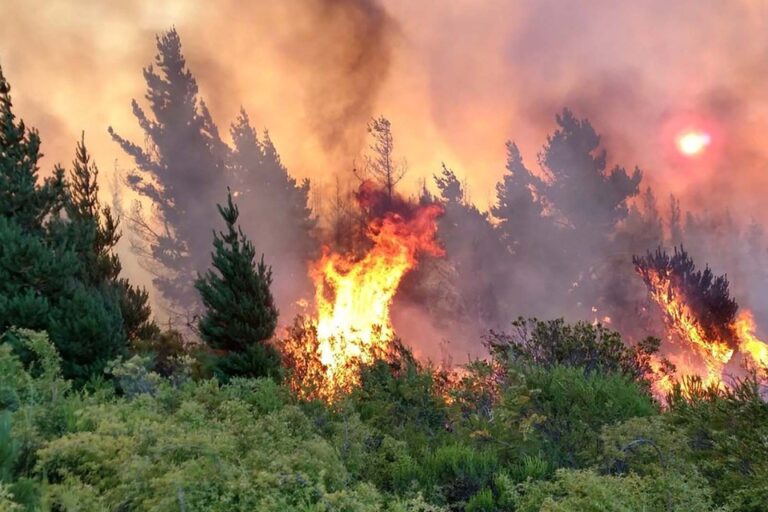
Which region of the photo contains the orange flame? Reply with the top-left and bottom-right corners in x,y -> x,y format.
648,354 -> 675,397
286,199 -> 443,400
735,310 -> 768,369
643,269 -> 768,393
645,269 -> 733,387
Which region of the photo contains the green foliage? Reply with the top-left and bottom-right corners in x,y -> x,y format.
0,67 -> 65,233
0,69 -> 157,385
362,435 -> 420,494
486,318 -> 661,386
351,340 -> 448,450
521,365 -> 657,468
64,134 -> 158,342
0,483 -> 22,512
513,467 -> 718,511
0,321 -> 761,511
0,412 -> 19,483
0,213 -> 126,385
33,388 -> 393,510
448,360 -> 656,475
666,375 -> 768,510
420,444 -> 499,507
106,354 -> 164,398
131,329 -> 190,378
464,488 -> 494,512
196,189 -> 281,381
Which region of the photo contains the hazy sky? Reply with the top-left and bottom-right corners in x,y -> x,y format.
1,0 -> 767,222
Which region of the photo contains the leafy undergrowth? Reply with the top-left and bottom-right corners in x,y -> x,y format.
0,327 -> 766,511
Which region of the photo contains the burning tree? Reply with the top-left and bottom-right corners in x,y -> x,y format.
634,246 -> 768,390
283,181 -> 443,401
634,247 -> 738,347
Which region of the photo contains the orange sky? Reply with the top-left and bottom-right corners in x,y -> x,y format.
1,0 -> 767,248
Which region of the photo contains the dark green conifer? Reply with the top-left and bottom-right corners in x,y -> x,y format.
0,67 -> 65,232
0,67 -> 128,384
195,189 -> 280,380
65,134 -> 158,341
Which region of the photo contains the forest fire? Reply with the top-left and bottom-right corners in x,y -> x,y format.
736,311 -> 768,369
642,267 -> 734,389
285,183 -> 443,400
635,248 -> 768,394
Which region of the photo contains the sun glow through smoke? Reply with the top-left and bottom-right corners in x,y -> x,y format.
676,130 -> 711,156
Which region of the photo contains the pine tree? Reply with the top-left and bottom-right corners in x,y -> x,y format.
0,68 -> 126,384
195,189 -> 280,380
228,110 -> 315,312
0,67 -> 65,232
109,28 -> 228,321
66,133 -> 121,283
634,246 -> 739,347
539,108 -> 642,234
492,142 -> 551,262
360,116 -> 405,207
536,109 -> 642,319
65,134 -> 158,341
433,164 -> 507,324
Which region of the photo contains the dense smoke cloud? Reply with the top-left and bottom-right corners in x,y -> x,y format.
1,0 -> 767,349
2,1 -> 767,211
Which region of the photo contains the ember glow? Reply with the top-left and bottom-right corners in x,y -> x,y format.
287,187 -> 443,400
676,130 -> 711,156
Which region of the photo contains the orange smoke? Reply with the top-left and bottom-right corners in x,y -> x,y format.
642,269 -> 768,395
285,188 -> 443,400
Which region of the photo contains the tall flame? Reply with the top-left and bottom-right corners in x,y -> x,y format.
285,191 -> 443,401
642,269 -> 768,394
644,269 -> 734,387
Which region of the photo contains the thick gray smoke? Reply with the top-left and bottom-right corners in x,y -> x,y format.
282,0 -> 396,158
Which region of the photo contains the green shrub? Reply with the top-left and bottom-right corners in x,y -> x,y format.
465,488 -> 494,512
352,341 -> 448,451
0,412 -> 18,483
363,435 -> 420,493
513,468 -> 717,512
522,365 -> 657,468
485,318 -> 662,386
666,375 -> 768,509
421,443 -> 499,506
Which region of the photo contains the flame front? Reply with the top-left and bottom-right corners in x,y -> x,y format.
645,269 -> 733,387
735,311 -> 768,369
287,201 -> 443,400
642,269 -> 768,394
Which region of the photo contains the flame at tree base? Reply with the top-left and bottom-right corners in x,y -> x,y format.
283,186 -> 443,401
635,249 -> 768,397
